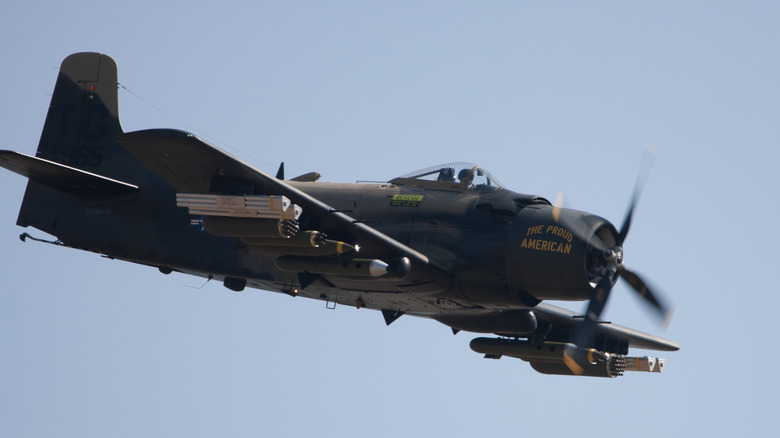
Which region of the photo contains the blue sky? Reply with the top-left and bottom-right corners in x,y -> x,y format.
2,2 -> 779,437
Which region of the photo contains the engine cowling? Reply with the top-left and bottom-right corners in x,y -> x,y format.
506,204 -> 618,301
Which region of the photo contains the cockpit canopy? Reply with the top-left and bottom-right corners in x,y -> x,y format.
388,162 -> 503,192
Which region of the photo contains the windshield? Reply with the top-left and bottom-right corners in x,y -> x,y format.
391,162 -> 503,190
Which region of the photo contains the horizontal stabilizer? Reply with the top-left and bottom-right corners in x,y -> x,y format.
0,150 -> 139,196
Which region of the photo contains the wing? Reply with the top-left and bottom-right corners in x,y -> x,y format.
115,129 -> 439,276
532,302 -> 679,351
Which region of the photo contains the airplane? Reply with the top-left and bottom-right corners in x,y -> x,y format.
0,52 -> 678,377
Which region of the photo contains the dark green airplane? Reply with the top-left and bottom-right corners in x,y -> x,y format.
1,53 -> 678,377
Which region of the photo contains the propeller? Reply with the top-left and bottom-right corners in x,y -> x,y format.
560,146 -> 673,374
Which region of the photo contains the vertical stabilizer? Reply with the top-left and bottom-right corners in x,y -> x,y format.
35,52 -> 123,170
17,52 -> 137,234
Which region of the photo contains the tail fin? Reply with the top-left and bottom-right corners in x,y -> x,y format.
5,53 -> 293,283
8,52 -> 244,273
16,52 -> 143,235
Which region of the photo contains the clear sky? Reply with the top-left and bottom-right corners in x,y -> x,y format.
2,1 -> 778,437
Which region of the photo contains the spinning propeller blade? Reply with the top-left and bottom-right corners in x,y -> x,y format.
563,147 -> 671,374
619,268 -> 674,324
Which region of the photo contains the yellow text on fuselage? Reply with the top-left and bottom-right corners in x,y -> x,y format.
520,238 -> 572,254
